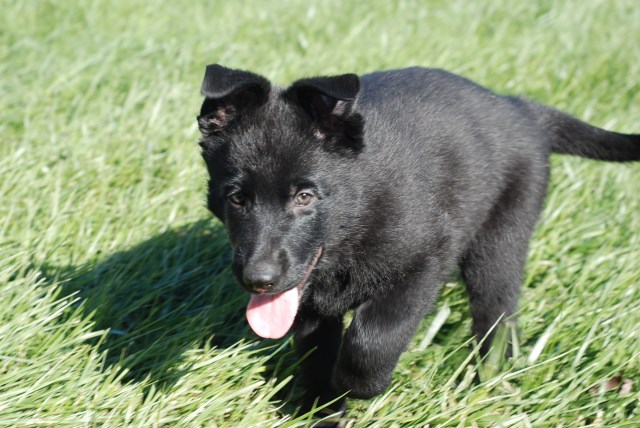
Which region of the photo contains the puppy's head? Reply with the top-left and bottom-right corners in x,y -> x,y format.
197,65 -> 364,337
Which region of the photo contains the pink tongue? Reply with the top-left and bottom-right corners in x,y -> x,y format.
246,286 -> 300,339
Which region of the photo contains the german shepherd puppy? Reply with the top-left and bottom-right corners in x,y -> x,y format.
197,65 -> 639,415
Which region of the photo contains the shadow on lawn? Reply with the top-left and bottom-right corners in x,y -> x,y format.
39,219 -> 303,408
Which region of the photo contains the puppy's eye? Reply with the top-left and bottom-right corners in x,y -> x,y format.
228,192 -> 245,206
294,191 -> 315,206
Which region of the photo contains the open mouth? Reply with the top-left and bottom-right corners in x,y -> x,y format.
245,246 -> 323,339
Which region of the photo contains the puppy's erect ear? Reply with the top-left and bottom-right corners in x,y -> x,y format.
285,74 -> 364,153
198,65 -> 271,135
286,74 -> 360,122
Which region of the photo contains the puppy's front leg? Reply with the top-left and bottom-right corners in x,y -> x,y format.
294,308 -> 345,413
332,276 -> 439,398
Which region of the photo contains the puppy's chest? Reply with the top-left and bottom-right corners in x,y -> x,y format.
308,255 -> 410,313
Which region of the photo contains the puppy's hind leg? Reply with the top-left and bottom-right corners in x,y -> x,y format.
461,170 -> 548,356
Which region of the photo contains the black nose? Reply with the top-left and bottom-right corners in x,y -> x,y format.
243,261 -> 282,292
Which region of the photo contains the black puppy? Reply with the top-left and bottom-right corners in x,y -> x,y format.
197,65 -> 639,413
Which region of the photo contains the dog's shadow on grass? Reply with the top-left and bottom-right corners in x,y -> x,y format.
39,219 -> 302,407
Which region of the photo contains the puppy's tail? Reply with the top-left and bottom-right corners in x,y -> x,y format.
528,101 -> 640,162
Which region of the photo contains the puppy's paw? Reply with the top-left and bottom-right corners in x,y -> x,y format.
332,368 -> 391,399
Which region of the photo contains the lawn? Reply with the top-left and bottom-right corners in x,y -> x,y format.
1,0 -> 639,426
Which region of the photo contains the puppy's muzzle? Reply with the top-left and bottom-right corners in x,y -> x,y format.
242,260 -> 282,293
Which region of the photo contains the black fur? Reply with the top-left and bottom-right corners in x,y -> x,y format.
197,65 -> 639,413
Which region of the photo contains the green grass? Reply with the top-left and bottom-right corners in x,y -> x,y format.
1,0 -> 639,426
